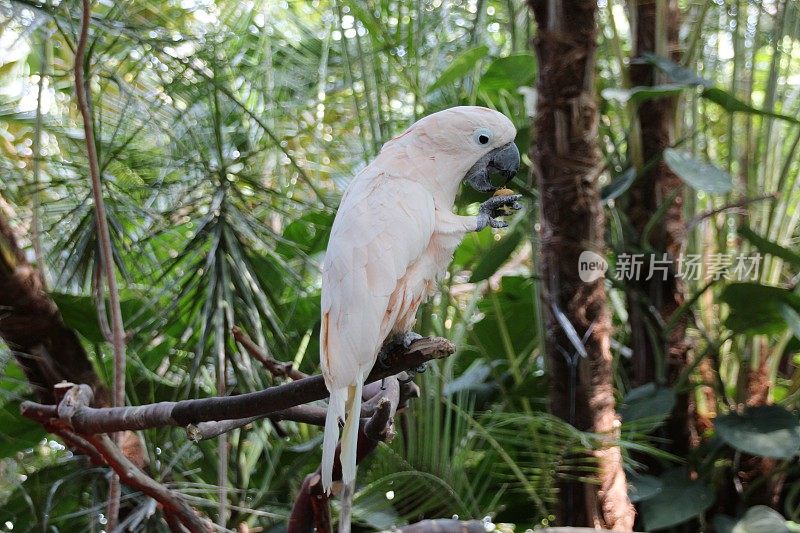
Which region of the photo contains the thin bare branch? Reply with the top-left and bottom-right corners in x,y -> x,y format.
232,325 -> 307,380
85,433 -> 212,533
187,405 -> 327,441
74,0 -> 127,527
21,400 -> 208,532
686,193 -> 777,230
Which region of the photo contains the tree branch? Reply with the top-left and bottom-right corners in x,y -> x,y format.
21,395 -> 209,532
20,337 -> 453,434
21,340 -> 450,532
232,325 -> 308,380
75,0 -> 126,412
686,193 -> 777,230
188,375 -> 413,441
187,405 -> 327,441
85,433 -> 212,533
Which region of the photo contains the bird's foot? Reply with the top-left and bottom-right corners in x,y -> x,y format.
477,194 -> 522,230
401,331 -> 423,349
397,363 -> 428,384
377,347 -> 391,369
378,330 -> 423,367
398,372 -> 415,384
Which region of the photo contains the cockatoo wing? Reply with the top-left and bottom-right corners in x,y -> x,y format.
321,171 -> 435,387
320,171 -> 435,491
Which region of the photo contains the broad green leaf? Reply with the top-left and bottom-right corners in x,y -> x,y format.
732,506 -> 793,533
601,168 -> 636,201
50,293 -> 145,344
473,276 -> 537,358
702,87 -> 800,125
780,304 -> 800,340
443,360 -> 493,396
0,402 -> 46,457
50,293 -> 106,343
478,53 -> 537,92
644,53 -> 712,87
641,469 -> 715,530
720,283 -> 800,335
452,223 -> 494,269
628,472 -> 662,503
277,211 -> 333,257
663,148 -> 733,194
427,45 -> 489,93
716,405 -> 800,459
601,84 -> 688,105
645,55 -> 799,124
620,383 -> 675,431
738,226 -> 800,269
469,228 -> 523,282
715,515 -> 738,533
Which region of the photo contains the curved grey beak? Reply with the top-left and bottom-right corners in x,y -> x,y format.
464,141 -> 521,193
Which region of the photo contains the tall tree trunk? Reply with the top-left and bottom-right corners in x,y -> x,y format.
626,0 -> 695,455
0,211 -> 108,406
528,0 -> 634,529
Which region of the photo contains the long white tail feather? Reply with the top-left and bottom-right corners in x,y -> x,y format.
340,374 -> 364,486
322,387 -> 347,492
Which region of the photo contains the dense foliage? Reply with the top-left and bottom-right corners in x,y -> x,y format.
0,0 -> 799,530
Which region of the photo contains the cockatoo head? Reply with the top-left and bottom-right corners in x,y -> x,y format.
391,106 -> 520,192
376,106 -> 520,202
451,107 -> 520,193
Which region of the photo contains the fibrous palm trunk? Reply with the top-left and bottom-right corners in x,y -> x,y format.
627,0 -> 695,456
528,0 -> 635,529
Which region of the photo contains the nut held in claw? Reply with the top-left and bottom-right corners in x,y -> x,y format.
493,187 -> 518,216
493,187 -> 516,197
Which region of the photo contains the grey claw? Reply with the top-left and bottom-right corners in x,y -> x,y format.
489,219 -> 508,229
402,331 -> 423,349
477,195 -> 523,231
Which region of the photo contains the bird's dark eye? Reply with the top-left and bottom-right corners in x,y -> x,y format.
473,128 -> 493,146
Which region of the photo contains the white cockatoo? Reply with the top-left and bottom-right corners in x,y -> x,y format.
320,106 -> 521,494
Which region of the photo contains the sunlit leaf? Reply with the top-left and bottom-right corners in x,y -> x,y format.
478,53 -> 537,92
663,148 -> 733,194
469,226 -> 523,282
731,505 -> 793,533
738,226 -> 800,269
601,84 -> 688,105
427,45 -> 489,93
702,87 -> 800,125
0,402 -> 46,457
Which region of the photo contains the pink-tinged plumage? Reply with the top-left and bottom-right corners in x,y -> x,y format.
320,106 -> 517,493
